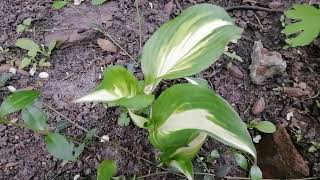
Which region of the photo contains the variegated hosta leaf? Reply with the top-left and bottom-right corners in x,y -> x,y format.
170,158 -> 194,180
76,66 -> 139,104
150,84 -> 256,159
128,110 -> 149,128
141,4 -> 243,93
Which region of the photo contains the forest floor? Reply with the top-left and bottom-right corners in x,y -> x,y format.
0,0 -> 319,179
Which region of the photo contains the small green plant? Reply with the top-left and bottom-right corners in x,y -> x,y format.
282,4 -> 320,47
15,38 -> 56,69
0,90 -> 91,162
247,120 -> 276,133
16,18 -> 32,33
76,4 -> 261,180
52,0 -> 108,9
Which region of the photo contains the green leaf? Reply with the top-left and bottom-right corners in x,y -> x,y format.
250,165 -> 262,180
47,40 -> 56,56
74,143 -> 85,158
210,149 -> 220,159
150,84 -> 256,159
216,165 -> 231,177
23,18 -> 32,26
169,158 -> 194,180
0,73 -> 13,87
92,0 -> 107,5
21,103 -> 47,131
0,90 -> 40,117
185,77 -> 209,89
118,112 -> 130,126
116,95 -> 154,109
19,57 -> 32,69
251,121 -> 276,134
84,128 -> 97,142
76,66 -> 139,103
128,110 -> 149,128
234,152 -> 248,170
45,133 -> 75,161
282,4 -> 320,47
97,160 -> 117,180
15,38 -> 40,52
141,4 -> 242,93
52,0 -> 67,9
16,24 -> 26,33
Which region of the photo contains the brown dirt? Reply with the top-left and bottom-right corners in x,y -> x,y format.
0,0 -> 319,179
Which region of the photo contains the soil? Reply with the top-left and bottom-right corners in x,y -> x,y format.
0,0 -> 319,180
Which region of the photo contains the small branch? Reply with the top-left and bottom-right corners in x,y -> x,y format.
225,5 -> 284,12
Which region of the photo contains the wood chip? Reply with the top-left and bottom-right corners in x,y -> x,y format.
97,38 -> 118,53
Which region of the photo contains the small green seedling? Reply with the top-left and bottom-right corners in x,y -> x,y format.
282,4 -> 320,47
52,0 -> 108,9
76,4 -> 261,180
247,120 -> 276,133
15,38 -> 56,69
16,18 -> 32,33
0,90 -> 88,162
97,160 -> 117,180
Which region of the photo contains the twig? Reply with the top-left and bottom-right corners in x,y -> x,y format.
225,5 -> 284,12
197,155 -> 213,173
253,12 -> 264,30
136,172 -> 168,179
135,0 -> 143,49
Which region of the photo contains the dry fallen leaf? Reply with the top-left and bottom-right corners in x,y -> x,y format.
97,38 -> 118,53
252,97 -> 266,115
227,64 -> 244,79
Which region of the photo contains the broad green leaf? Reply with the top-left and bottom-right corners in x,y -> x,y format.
74,143 -> 85,158
128,110 -> 149,128
21,103 -> 47,131
282,4 -> 320,47
16,24 -> 26,33
97,160 -> 117,180
253,121 -> 276,133
15,38 -> 40,52
116,95 -> 154,109
45,133 -> 75,161
47,40 -> 56,56
169,158 -> 194,180
150,84 -> 256,159
52,0 -> 67,9
76,66 -> 139,103
141,4 -> 242,93
234,152 -> 248,170
92,0 -> 107,5
185,77 -> 209,89
250,165 -> 262,180
0,73 -> 13,87
118,112 -> 130,126
19,57 -> 32,69
0,90 -> 40,117
23,18 -> 32,26
210,149 -> 220,159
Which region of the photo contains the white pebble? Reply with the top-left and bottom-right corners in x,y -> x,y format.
39,72 -> 49,79
73,174 -> 81,180
149,2 -> 153,9
9,67 -> 16,74
74,0 -> 84,5
29,67 -> 36,76
100,135 -> 109,142
286,112 -> 294,121
7,86 -> 16,92
253,135 -> 261,143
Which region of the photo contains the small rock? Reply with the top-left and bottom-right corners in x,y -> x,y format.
97,38 -> 118,53
252,97 -> 266,115
7,86 -> 16,92
39,72 -> 49,79
249,41 -> 286,84
286,111 -> 294,121
256,125 -> 309,178
253,135 -> 261,143
73,174 -> 81,180
268,1 -> 283,9
74,0 -> 84,5
9,67 -> 17,74
283,87 -> 310,97
100,135 -> 109,142
29,67 -> 36,76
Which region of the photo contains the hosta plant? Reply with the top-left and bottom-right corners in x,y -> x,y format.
77,4 -> 261,179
